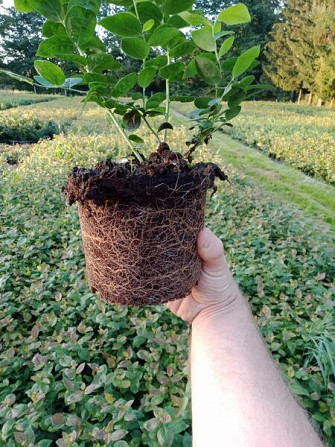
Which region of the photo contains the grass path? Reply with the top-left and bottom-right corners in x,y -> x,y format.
172,108 -> 335,230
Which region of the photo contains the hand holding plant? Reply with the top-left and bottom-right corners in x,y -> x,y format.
3,0 -> 270,306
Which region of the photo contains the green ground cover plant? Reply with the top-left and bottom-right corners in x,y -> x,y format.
0,90 -> 56,110
0,125 -> 335,445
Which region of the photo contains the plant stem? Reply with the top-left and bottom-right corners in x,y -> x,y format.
164,52 -> 171,142
106,109 -> 144,163
142,114 -> 161,144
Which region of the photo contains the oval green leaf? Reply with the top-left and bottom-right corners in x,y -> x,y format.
99,12 -> 141,37
178,11 -> 211,26
148,24 -> 182,47
143,19 -> 155,32
65,6 -> 97,50
87,54 -> 121,72
195,56 -> 221,86
232,45 -> 260,78
37,35 -> 75,58
112,73 -> 137,98
14,0 -> 36,12
30,0 -> 64,23
138,67 -> 156,88
163,0 -> 195,15
225,105 -> 241,121
219,37 -> 234,58
218,3 -> 251,25
192,26 -> 216,52
68,0 -> 101,14
170,40 -> 196,58
159,62 -> 185,80
121,37 -> 150,59
34,60 -> 65,86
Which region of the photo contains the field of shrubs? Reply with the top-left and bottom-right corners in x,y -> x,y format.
0,95 -> 335,446
0,90 -> 56,111
226,102 -> 335,184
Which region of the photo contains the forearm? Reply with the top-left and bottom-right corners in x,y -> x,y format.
191,295 -> 324,447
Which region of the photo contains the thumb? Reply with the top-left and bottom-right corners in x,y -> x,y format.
197,227 -> 227,275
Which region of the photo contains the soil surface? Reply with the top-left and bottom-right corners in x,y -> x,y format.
63,143 -> 228,207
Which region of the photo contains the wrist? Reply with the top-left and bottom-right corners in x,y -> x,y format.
191,291 -> 247,328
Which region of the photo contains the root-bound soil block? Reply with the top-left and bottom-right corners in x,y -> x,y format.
63,144 -> 227,306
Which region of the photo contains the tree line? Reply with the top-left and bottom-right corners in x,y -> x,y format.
0,0 -> 334,105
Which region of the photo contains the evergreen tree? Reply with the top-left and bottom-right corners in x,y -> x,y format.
265,0 -> 335,102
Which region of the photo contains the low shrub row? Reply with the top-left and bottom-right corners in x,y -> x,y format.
226,102 -> 335,184
1,129 -> 334,445
0,97 -> 56,111
0,115 -> 61,143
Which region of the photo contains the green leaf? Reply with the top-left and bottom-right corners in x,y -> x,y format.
290,381 -> 310,397
65,6 -> 97,50
112,73 -> 137,98
239,75 -> 255,88
218,37 -> 234,57
37,35 -> 75,58
128,134 -> 144,144
28,0 -> 64,22
225,105 -> 241,121
148,25 -> 181,47
167,15 -> 189,29
178,11 -> 211,26
143,19 -> 155,32
131,2 -> 162,23
232,45 -> 260,78
227,90 -> 246,107
0,69 -> 34,85
162,0 -> 195,15
121,37 -> 150,59
138,67 -> 156,88
34,60 -> 66,86
195,56 -> 221,86
194,97 -> 211,109
183,59 -> 197,79
87,54 -> 121,72
99,12 -> 141,37
192,26 -> 216,52
221,57 -> 237,72
42,21 -> 61,38
145,56 -> 168,68
159,62 -> 184,80
68,0 -> 101,14
218,3 -> 251,25
14,0 -> 35,12
170,40 -> 196,58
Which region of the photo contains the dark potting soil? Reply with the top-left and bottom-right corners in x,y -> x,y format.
62,144 -> 228,305
63,143 -> 228,207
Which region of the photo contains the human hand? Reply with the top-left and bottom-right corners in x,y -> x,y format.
165,227 -> 242,324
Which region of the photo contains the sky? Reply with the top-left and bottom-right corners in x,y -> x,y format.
1,0 -> 14,7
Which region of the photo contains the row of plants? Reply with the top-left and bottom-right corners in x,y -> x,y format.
0,115 -> 61,143
0,90 -> 56,110
174,100 -> 335,184
226,101 -> 335,184
1,124 -> 334,445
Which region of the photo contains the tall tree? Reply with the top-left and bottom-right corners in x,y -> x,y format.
264,0 -> 335,102
0,6 -> 44,84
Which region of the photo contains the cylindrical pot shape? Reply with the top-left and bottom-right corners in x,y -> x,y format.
63,147 -> 227,306
77,190 -> 206,305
